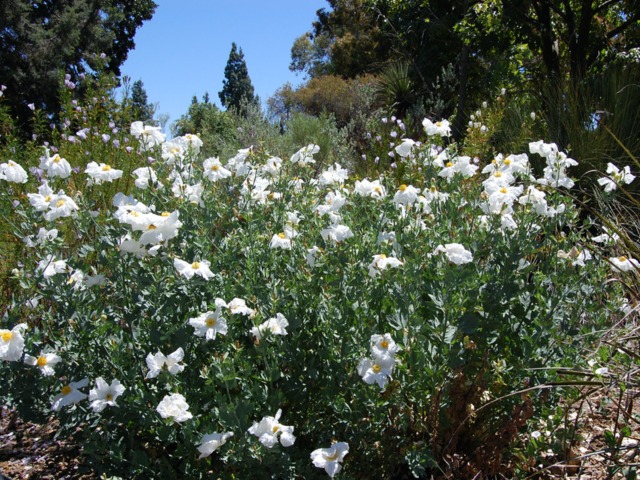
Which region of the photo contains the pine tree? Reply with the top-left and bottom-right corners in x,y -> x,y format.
218,43 -> 257,114
130,79 -> 155,123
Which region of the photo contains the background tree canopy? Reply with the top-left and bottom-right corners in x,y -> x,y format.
0,0 -> 156,132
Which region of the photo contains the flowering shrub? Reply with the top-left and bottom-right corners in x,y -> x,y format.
0,81 -> 633,478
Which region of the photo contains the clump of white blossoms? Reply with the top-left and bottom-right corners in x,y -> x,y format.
433,243 -> 474,265
197,431 -> 234,459
357,333 -> 400,390
310,441 -> 349,478
145,347 -> 186,379
290,143 -> 320,164
597,162 -> 635,192
89,377 -> 125,412
368,253 -> 403,278
248,409 -> 296,448
250,313 -> 289,340
131,121 -> 166,151
156,393 -> 193,423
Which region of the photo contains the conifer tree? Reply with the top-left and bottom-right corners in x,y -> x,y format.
218,43 -> 257,114
130,79 -> 155,123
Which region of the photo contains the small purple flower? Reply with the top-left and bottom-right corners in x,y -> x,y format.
376,135 -> 382,142
32,134 -> 38,141
68,135 -> 77,144
361,154 -> 367,161
125,146 -> 133,153
391,162 -> 397,169
111,127 -> 118,134
28,103 -> 35,111
390,131 -> 397,138
124,137 -> 129,143
29,167 -> 43,180
391,116 -> 396,122
147,157 -> 155,164
388,151 -> 395,158
72,100 -> 78,106
72,167 -> 81,174
375,157 -> 380,164
112,139 -> 120,148
382,117 -> 388,124
12,200 -> 20,208
101,134 -> 110,143
77,128 -> 88,140
389,142 -> 395,148
1,85 -> 6,91
50,146 -> 58,153
100,53 -> 106,59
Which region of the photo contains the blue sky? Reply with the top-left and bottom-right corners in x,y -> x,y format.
120,1 -> 328,129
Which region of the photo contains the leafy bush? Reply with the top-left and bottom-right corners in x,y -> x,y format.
0,77 -> 633,479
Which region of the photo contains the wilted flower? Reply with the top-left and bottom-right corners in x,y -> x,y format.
310,442 -> 349,478
89,377 -> 125,412
157,393 -> 193,423
51,379 -> 88,411
248,409 -> 296,448
197,431 -> 234,458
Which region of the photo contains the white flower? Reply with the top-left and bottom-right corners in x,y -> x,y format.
132,166 -> 160,189
37,255 -> 68,278
306,246 -> 321,267
24,352 -> 62,376
89,377 -> 125,412
27,181 -> 55,211
290,144 -> 319,164
368,254 -> 403,278
40,149 -> 72,178
270,232 -> 292,250
434,243 -> 473,265
321,224 -> 353,243
203,157 -> 232,182
250,313 -> 289,340
197,431 -> 234,459
227,298 -> 255,316
44,193 -> 79,221
51,379 -> 89,411
423,118 -> 451,137
0,160 -> 28,183
395,138 -> 416,157
0,323 -> 27,362
156,393 -> 193,423
131,121 -> 166,151
174,258 -> 214,280
316,190 -> 347,217
357,355 -> 395,390
610,255 -> 640,272
145,348 -> 186,379
189,301 -> 228,341
393,184 -> 420,206
370,333 -> 400,359
598,163 -> 635,192
310,442 -> 349,478
248,409 -> 296,448
85,162 -> 123,185
318,163 -> 349,186
354,178 -> 386,199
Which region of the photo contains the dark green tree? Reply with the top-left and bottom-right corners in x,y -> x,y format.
218,42 -> 257,114
0,0 -> 156,132
129,79 -> 155,123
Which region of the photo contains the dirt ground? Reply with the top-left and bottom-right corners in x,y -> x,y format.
0,389 -> 638,479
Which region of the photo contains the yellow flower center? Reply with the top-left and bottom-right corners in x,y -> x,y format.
211,165 -> 219,171
500,187 -> 508,194
205,317 -> 216,327
53,155 -> 61,163
171,147 -> 180,155
191,262 -> 201,269
105,393 -> 113,401
1,331 -> 12,342
272,425 -> 280,433
399,184 -> 407,192
161,211 -> 170,217
446,162 -> 453,168
372,364 -> 382,373
101,164 -> 112,171
61,385 -> 72,396
8,161 -> 16,167
37,355 -> 48,367
430,186 -> 437,192
619,256 -> 628,262
380,340 -> 389,349
56,199 -> 66,208
379,254 -> 387,259
147,224 -> 157,230
435,121 -> 443,127
495,171 -> 502,178
44,195 -> 51,202
325,451 -> 340,461
504,159 -> 512,165
278,233 -> 286,239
